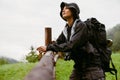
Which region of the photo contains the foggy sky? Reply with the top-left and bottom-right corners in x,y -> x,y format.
0,0 -> 120,61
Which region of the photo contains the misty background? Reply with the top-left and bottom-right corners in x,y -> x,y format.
0,0 -> 120,61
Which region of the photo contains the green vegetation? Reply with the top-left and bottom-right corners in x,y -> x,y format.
56,53 -> 120,80
0,53 -> 119,80
0,63 -> 36,80
56,59 -> 74,80
105,53 -> 120,80
25,46 -> 39,63
107,24 -> 120,52
0,57 -> 9,65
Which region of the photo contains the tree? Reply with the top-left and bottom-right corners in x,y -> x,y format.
107,24 -> 120,52
112,31 -> 120,51
0,57 -> 9,65
26,46 -> 39,63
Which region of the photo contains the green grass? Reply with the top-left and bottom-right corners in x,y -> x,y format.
0,63 -> 36,80
56,53 -> 120,80
106,53 -> 120,80
0,53 -> 120,80
56,59 -> 74,80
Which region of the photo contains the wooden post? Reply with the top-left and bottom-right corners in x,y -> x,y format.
24,27 -> 56,80
38,27 -> 52,60
45,27 -> 52,46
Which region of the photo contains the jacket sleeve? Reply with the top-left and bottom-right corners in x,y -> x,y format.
47,22 -> 88,52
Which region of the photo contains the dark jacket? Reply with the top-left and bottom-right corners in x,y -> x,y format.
47,19 -> 87,52
47,19 -> 101,70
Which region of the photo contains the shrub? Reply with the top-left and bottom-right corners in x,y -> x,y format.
0,57 -> 9,65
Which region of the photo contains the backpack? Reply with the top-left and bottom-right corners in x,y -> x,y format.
84,17 -> 117,80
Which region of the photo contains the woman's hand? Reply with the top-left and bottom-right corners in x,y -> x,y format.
37,46 -> 47,52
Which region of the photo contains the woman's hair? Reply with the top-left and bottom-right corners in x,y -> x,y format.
60,2 -> 80,21
69,8 -> 79,21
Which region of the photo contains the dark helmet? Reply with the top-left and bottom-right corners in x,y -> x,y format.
60,2 -> 80,21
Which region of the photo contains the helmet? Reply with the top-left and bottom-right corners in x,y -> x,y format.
60,2 -> 80,21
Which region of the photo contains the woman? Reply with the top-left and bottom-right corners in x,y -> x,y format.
37,2 -> 105,80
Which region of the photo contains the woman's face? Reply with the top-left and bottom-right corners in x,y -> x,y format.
62,6 -> 73,20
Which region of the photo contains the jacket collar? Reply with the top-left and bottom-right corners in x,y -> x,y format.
63,19 -> 80,40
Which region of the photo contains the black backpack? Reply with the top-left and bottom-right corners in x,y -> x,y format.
84,17 -> 117,80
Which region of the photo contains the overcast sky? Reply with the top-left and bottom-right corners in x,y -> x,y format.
0,0 -> 120,61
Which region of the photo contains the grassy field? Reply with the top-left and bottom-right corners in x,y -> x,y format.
0,63 -> 36,80
105,53 -> 120,80
56,53 -> 120,80
0,53 -> 120,80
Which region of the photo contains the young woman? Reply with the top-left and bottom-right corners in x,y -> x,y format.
37,2 -> 105,80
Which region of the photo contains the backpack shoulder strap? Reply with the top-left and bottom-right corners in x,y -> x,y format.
110,58 -> 118,80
